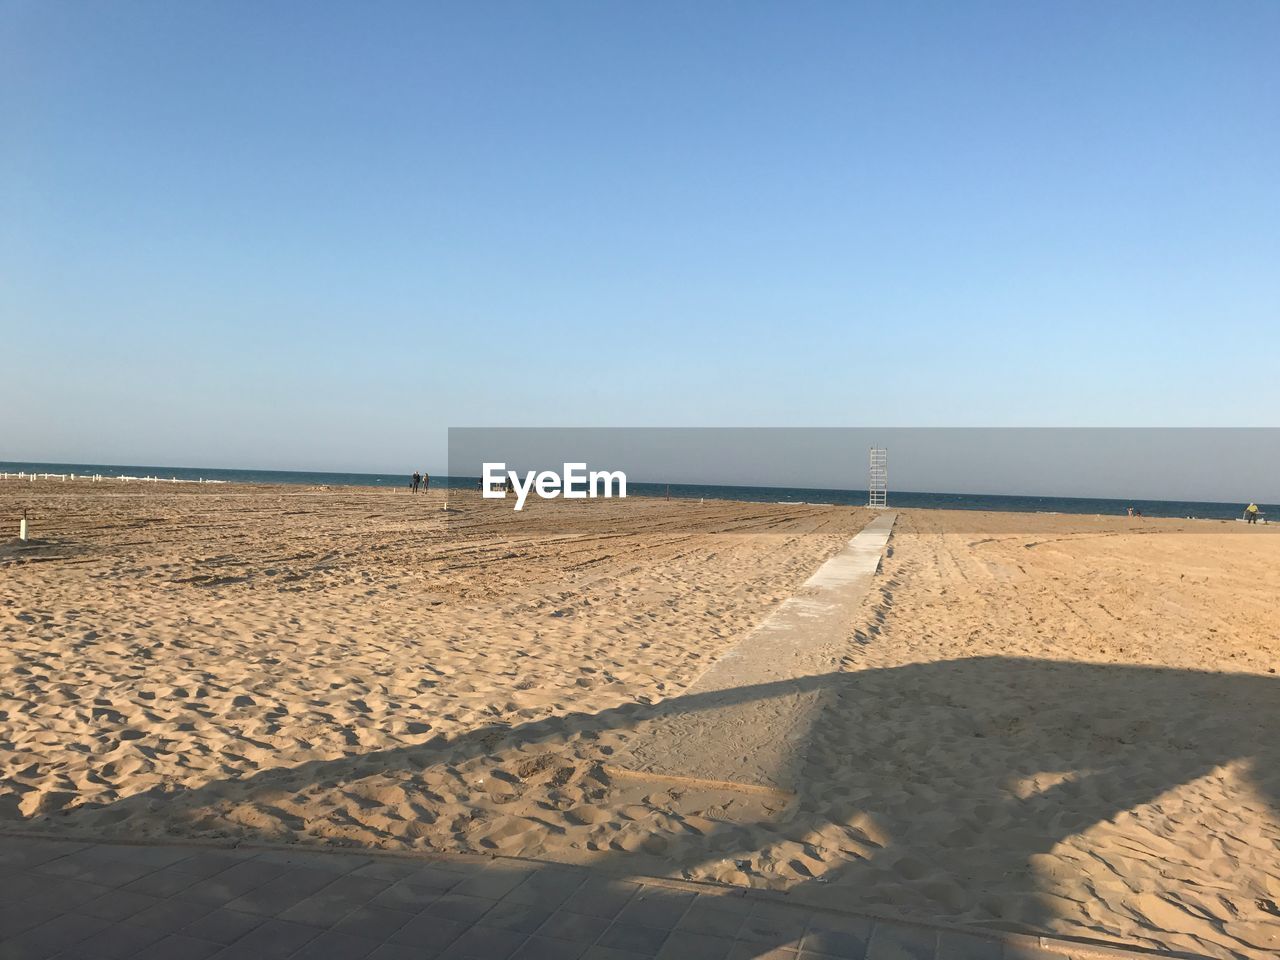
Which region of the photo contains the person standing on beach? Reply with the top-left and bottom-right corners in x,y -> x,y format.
422,472 -> 430,492
1245,502 -> 1260,523
411,471 -> 421,493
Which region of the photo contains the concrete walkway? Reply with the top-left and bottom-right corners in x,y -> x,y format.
622,513 -> 898,792
0,835 -> 1168,960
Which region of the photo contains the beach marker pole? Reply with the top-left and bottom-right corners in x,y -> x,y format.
19,509 -> 28,542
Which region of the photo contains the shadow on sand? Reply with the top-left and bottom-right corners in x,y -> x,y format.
18,656 -> 1280,957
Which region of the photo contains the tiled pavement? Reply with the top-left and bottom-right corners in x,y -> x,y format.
0,836 -> 1172,960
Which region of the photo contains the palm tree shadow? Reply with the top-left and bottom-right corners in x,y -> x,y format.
20,657 -> 1280,957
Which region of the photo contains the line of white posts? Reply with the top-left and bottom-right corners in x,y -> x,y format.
0,472 -> 226,484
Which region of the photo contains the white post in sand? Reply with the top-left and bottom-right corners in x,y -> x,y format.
19,509 -> 28,542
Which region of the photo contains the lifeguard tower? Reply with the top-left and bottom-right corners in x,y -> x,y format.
868,447 -> 888,508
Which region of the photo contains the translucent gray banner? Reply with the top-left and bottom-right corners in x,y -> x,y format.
443,428 -> 1278,534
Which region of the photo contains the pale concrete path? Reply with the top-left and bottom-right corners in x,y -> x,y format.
621,513 -> 897,793
0,835 -> 1169,960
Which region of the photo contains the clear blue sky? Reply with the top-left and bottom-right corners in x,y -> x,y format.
3,1 -> 1277,474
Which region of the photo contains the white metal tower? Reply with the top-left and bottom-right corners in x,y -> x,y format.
868,447 -> 888,508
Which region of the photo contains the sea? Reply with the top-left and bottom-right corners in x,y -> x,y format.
2,461 -> 1270,522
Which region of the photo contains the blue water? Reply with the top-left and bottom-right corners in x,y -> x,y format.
1,461 -> 1269,521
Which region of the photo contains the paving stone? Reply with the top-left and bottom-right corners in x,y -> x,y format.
865,922 -> 936,960
121,867 -> 205,898
218,885 -> 311,916
128,896 -> 216,932
678,903 -> 746,938
387,912 -> 468,948
736,906 -> 807,947
536,909 -> 612,943
748,901 -> 809,921
181,861 -> 287,907
426,855 -> 490,874
480,900 -> 555,934
209,918 -> 323,959
614,889 -> 696,930
685,894 -> 750,915
223,885 -> 313,917
330,905 -> 414,941
250,850 -> 370,876
289,929 -> 383,960
275,867 -> 348,897
598,920 -> 671,955
436,923 -> 527,959
0,936 -> 51,960
563,881 -> 641,919
0,840 -> 88,869
351,862 -> 422,884
14,875 -> 70,903
408,865 -> 473,893
505,869 -> 588,909
77,889 -> 162,922
82,845 -> 191,870
366,946 -> 423,960
4,912 -> 112,954
802,913 -> 873,959
369,867 -> 462,911
131,933 -> 224,959
24,879 -> 113,910
450,866 -> 533,900
422,893 -> 499,923
179,907 -> 267,945
30,852 -> 98,878
511,935 -> 591,960
582,946 -> 658,960
935,931 -> 1002,960
224,867 -> 339,916
0,902 -> 61,939
281,875 -> 393,927
69,921 -> 166,960
173,852 -> 249,880
655,929 -> 737,959
32,852 -> 158,886
211,859 -> 289,889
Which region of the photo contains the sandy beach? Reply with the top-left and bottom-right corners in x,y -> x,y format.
2,483 -> 1278,958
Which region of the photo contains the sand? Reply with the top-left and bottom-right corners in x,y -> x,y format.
2,482 -> 1278,958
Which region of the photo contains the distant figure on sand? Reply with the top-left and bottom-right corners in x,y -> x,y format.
1245,502 -> 1260,524
1127,506 -> 1134,517
422,472 -> 430,492
411,471 -> 421,493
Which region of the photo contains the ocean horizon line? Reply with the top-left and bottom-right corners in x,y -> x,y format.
1,460 -> 1271,522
